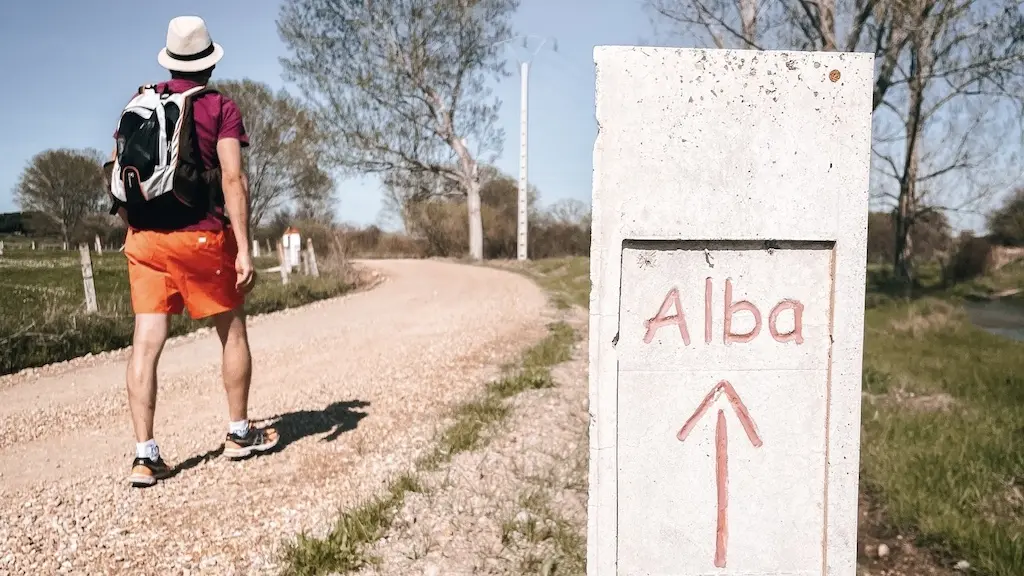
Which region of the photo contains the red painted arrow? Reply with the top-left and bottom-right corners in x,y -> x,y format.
677,380 -> 763,568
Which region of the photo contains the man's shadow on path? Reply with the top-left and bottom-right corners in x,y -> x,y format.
169,399 -> 370,478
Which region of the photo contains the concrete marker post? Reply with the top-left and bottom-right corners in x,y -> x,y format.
588,47 -> 873,576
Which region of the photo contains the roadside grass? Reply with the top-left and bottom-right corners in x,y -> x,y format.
281,319 -> 578,575
427,321 -> 575,466
860,296 -> 1024,576
0,247 -> 354,376
283,473 -> 424,574
500,256 -> 590,310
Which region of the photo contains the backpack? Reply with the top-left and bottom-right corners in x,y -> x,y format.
108,84 -> 221,213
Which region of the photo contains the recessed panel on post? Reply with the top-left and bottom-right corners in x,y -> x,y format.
617,240 -> 834,574
588,47 -> 873,576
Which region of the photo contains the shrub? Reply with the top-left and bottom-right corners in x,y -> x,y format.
867,209 -> 952,265
987,188 -> 1024,246
946,233 -> 992,283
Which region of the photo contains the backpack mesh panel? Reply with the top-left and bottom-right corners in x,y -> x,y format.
117,112 -> 160,184
163,102 -> 180,144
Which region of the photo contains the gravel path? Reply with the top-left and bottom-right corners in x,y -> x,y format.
359,310 -> 589,576
0,260 -> 548,575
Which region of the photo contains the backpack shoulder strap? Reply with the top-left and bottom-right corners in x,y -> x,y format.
182,85 -> 218,100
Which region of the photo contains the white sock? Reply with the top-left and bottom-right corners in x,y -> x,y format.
229,420 -> 250,436
136,439 -> 159,461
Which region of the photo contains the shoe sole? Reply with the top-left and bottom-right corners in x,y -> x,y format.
128,471 -> 169,488
223,435 -> 280,460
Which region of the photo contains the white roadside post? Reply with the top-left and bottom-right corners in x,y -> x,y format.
306,238 -> 320,278
277,241 -> 290,285
79,243 -> 98,314
588,47 -> 873,576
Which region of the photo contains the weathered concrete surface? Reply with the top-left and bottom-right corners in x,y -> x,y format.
589,46 -> 873,575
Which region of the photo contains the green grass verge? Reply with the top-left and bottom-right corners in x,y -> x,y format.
282,473 -> 424,574
281,321 -> 578,575
513,257 -> 590,310
860,297 -> 1024,576
0,248 -> 353,375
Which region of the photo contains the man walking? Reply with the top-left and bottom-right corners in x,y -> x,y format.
107,16 -> 278,488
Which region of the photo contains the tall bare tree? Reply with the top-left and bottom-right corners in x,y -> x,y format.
14,148 -> 106,245
870,0 -> 1024,281
277,0 -> 518,260
211,79 -> 334,227
649,0 -> 1024,282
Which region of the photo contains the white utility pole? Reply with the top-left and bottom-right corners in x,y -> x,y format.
513,36 -> 556,261
517,61 -> 530,261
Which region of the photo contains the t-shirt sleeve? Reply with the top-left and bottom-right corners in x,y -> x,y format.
219,97 -> 250,148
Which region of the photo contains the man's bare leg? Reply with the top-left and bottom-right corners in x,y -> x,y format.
213,306 -> 252,421
127,313 -> 170,443
213,306 -> 278,458
127,313 -> 172,486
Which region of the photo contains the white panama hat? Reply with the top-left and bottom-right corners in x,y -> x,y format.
156,16 -> 224,73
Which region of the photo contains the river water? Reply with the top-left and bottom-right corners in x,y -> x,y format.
962,300 -> 1024,342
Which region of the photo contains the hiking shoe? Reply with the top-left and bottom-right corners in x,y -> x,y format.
224,425 -> 280,459
129,456 -> 171,487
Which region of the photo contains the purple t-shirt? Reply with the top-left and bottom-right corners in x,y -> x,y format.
114,79 -> 250,231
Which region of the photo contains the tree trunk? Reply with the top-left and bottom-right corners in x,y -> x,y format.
739,0 -> 757,45
819,0 -> 837,50
893,23 -> 929,286
893,140 -> 920,287
450,136 -> 484,261
893,186 -> 914,284
466,179 -> 484,260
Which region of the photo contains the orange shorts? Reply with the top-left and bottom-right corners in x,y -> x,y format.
125,228 -> 243,319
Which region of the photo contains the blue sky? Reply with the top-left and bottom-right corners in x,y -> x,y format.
0,0 -> 656,228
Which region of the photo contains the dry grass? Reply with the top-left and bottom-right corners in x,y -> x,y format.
887,298 -> 958,335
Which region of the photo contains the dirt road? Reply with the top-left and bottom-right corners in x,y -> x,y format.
0,260 -> 548,575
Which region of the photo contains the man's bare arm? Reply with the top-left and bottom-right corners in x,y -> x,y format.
217,138 -> 251,254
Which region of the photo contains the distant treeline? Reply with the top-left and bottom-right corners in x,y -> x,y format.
0,211 -> 50,236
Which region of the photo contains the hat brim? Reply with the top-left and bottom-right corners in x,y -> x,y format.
157,42 -> 224,73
